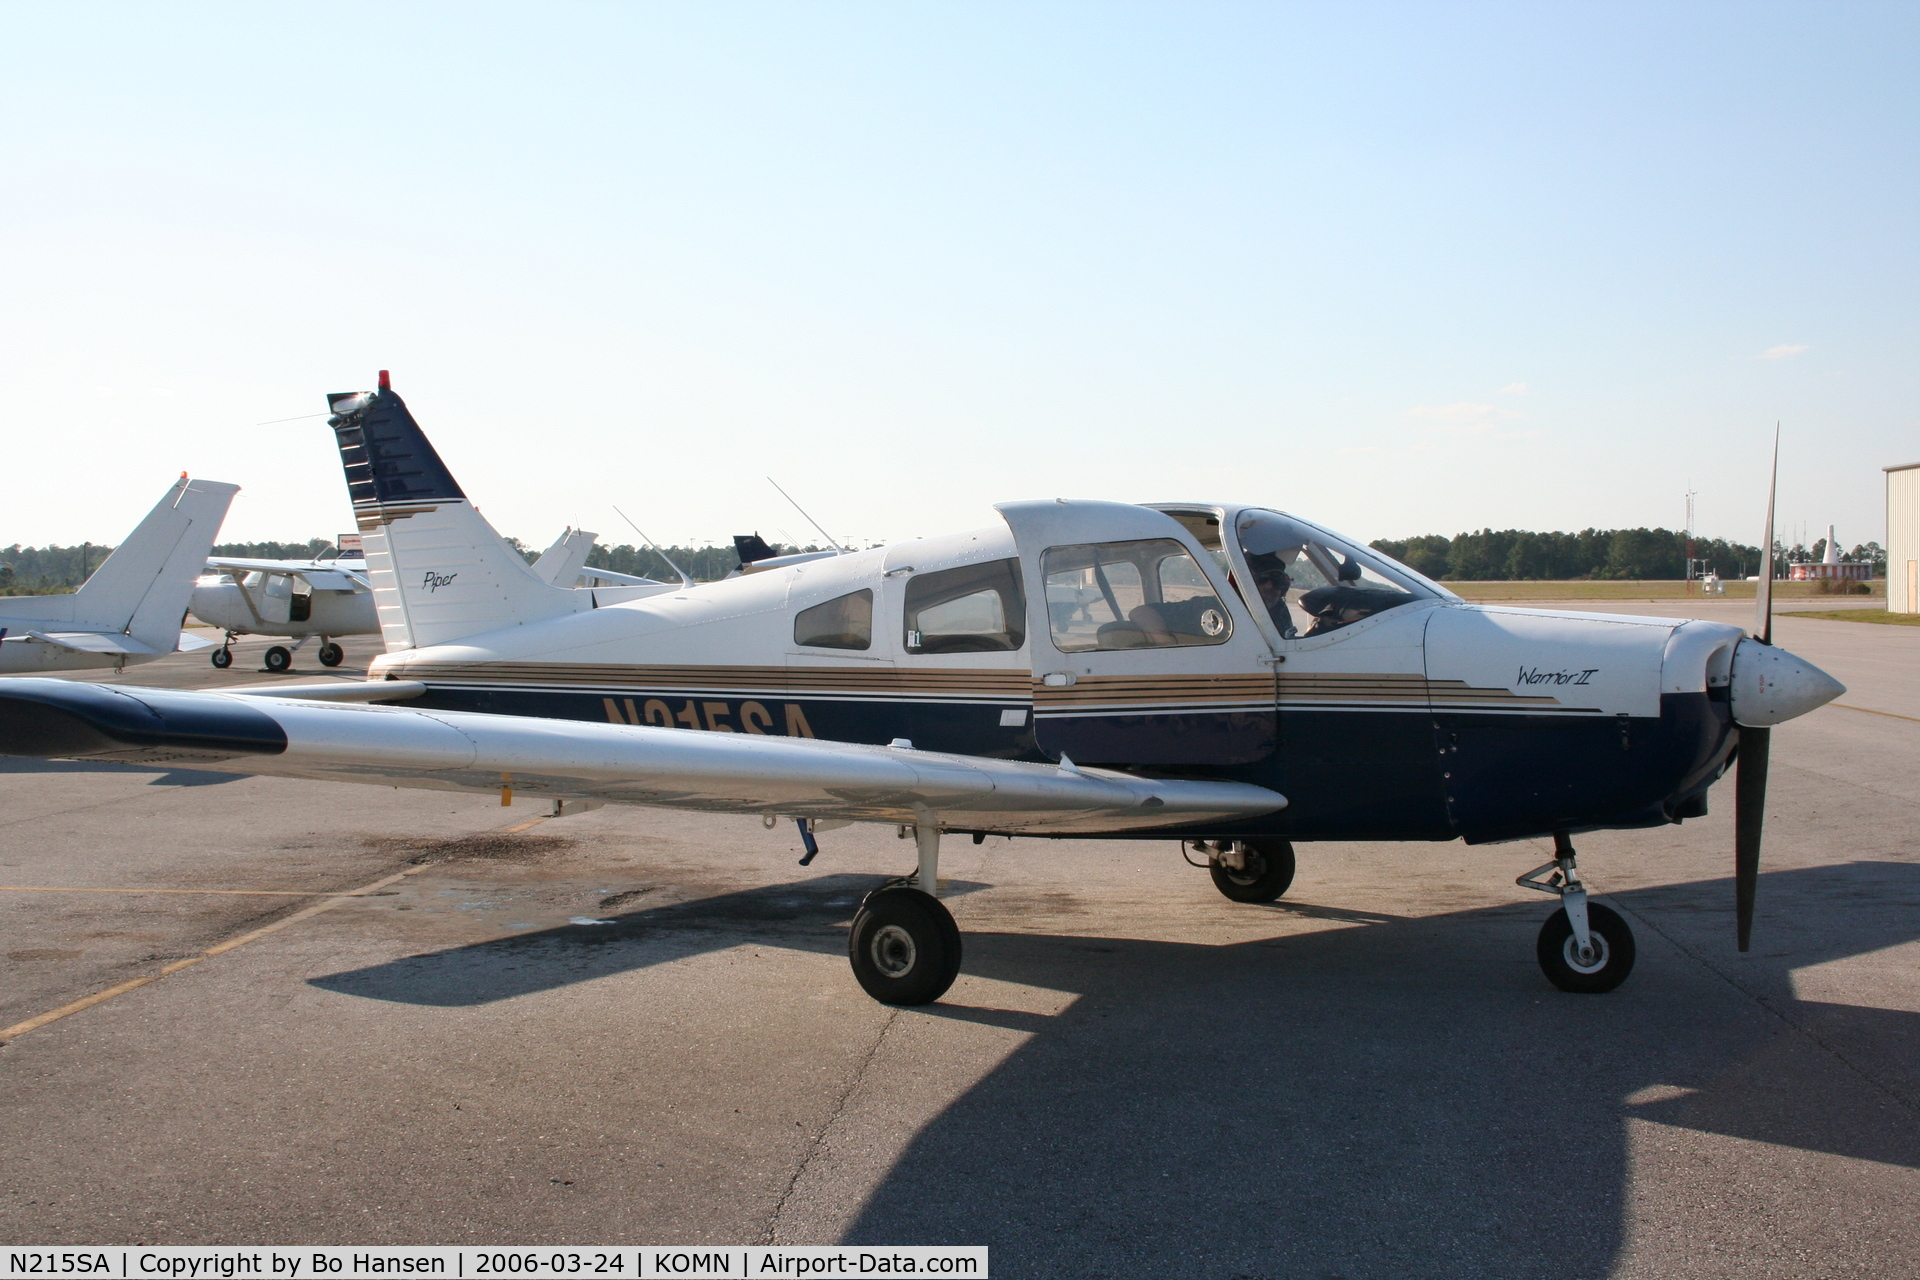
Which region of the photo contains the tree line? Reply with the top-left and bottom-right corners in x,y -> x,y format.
1369,528 -> 1887,581
4,528 -> 1883,596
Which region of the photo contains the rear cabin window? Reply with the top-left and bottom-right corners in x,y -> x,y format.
1043,539 -> 1232,652
904,559 -> 1027,654
793,589 -> 872,650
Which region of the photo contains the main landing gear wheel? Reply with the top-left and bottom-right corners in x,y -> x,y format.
210,647 -> 232,669
848,886 -> 962,1006
263,645 -> 294,673
1537,902 -> 1636,994
317,642 -> 344,667
1208,839 -> 1297,903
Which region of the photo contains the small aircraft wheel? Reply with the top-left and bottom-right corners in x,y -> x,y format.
1537,902 -> 1636,994
264,645 -> 294,673
847,886 -> 962,1006
317,642 -> 344,667
1208,838 -> 1296,903
210,648 -> 233,670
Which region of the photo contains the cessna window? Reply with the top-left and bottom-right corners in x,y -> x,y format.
1043,539 -> 1232,652
1234,510 -> 1425,639
793,589 -> 873,650
904,559 -> 1026,654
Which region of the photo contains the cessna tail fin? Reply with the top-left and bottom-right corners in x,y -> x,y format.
64,475 -> 239,649
530,527 -> 599,588
326,377 -> 589,651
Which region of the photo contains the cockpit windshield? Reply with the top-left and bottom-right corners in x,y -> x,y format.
1233,510 -> 1429,639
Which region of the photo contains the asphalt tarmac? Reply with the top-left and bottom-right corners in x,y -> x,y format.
1,614 -> 1916,1278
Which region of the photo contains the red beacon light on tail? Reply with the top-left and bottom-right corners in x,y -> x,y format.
378,370 -> 391,390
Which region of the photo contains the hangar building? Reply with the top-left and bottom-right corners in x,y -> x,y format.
1888,461 -> 1920,613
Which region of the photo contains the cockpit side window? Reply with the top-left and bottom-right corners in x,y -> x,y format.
794,589 -> 873,651
904,559 -> 1026,654
1235,510 -> 1425,639
1043,539 -> 1232,652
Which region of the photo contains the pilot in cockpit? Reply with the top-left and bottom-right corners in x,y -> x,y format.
1245,551 -> 1298,638
1236,510 -> 1419,639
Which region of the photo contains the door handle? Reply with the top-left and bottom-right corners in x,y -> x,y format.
1041,672 -> 1077,687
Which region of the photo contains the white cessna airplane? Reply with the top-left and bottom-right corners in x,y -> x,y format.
0,379 -> 1843,1007
0,474 -> 238,675
190,527 -> 657,671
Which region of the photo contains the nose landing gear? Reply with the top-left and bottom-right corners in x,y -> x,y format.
1519,833 -> 1636,993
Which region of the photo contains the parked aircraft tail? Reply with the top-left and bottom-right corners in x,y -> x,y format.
326,376 -> 591,651
2,474 -> 239,650
530,527 -> 598,588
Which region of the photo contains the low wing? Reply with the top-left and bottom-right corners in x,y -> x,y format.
205,559 -> 369,591
0,679 -> 1286,836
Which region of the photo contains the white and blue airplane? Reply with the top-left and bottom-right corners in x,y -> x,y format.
0,379 -> 1842,1005
0,474 -> 238,675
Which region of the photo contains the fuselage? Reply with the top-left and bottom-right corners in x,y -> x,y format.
189,562 -> 376,641
364,505 -> 1746,845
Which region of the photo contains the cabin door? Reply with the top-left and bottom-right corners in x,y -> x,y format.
995,500 -> 1277,766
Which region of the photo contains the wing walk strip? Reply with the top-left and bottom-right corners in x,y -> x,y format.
0,821 -> 545,1043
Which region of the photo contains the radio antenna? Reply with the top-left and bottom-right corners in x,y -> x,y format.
612,506 -> 694,588
766,477 -> 845,553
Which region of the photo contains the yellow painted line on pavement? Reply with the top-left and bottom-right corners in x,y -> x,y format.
1,886 -> 353,897
1830,703 -> 1920,724
500,817 -> 550,834
0,865 -> 427,1043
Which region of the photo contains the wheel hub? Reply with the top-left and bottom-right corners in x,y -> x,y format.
870,924 -> 917,978
1562,932 -> 1610,974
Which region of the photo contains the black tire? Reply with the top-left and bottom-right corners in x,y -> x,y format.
847,886 -> 962,1006
1537,902 -> 1636,994
1208,839 -> 1296,903
264,646 -> 293,673
317,642 -> 344,668
210,648 -> 233,670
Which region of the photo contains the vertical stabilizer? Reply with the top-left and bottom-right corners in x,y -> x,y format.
325,379 -> 588,651
78,475 -> 240,647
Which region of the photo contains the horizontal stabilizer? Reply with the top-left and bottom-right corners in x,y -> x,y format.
24,630 -> 163,656
0,679 -> 1287,835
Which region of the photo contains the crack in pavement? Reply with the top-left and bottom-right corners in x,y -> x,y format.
761,1004 -> 900,1245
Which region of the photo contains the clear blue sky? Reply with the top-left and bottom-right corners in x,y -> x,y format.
2,3 -> 1913,555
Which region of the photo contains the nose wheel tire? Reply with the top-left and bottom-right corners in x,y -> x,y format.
1208,839 -> 1297,903
848,886 -> 962,1005
317,642 -> 344,667
263,646 -> 294,673
210,648 -> 233,670
1537,902 -> 1636,993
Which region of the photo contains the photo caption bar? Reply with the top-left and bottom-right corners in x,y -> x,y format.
0,1248 -> 987,1280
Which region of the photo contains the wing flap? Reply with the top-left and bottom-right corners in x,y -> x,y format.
0,679 -> 1285,834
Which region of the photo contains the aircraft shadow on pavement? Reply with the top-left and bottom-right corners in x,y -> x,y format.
309,874 -> 979,1008
313,862 -> 1920,1275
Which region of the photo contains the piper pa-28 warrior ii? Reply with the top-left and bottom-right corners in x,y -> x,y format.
0,380 -> 1844,1005
0,474 -> 238,674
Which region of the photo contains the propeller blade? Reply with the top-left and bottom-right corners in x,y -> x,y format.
1755,424 -> 1779,646
1734,724 -> 1771,951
